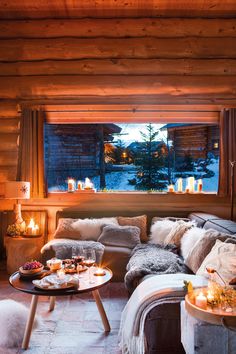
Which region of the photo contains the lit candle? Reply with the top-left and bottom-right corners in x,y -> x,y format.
177,178 -> 183,193
207,290 -> 215,304
195,292 -> 207,309
27,218 -> 35,234
84,177 -> 92,190
94,268 -> 106,276
188,177 -> 195,193
68,179 -> 75,192
77,180 -> 83,190
197,179 -> 203,193
168,184 -> 175,193
185,185 -> 190,193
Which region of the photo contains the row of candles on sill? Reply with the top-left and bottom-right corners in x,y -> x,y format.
68,177 -> 94,192
168,177 -> 203,194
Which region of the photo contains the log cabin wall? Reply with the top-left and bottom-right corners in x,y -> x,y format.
0,2 -> 236,235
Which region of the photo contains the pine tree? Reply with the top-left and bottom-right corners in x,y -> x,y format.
134,124 -> 168,190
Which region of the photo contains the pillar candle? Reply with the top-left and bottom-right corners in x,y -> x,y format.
188,177 -> 195,193
197,179 -> 203,193
195,292 -> 207,309
177,178 -> 183,193
68,179 -> 75,192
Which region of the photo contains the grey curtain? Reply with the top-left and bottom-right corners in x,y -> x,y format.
17,108 -> 46,198
218,108 -> 236,197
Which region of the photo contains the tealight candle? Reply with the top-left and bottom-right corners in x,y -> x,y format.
94,268 -> 106,276
77,181 -> 83,190
168,184 -> 175,193
195,292 -> 207,309
84,177 -> 93,190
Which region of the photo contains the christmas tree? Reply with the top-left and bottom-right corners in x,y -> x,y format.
134,124 -> 168,190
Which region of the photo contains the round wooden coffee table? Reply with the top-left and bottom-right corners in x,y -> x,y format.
9,268 -> 113,350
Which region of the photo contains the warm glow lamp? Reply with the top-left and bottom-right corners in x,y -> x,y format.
4,181 -> 30,231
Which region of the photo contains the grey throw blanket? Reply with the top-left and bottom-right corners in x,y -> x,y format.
125,243 -> 189,293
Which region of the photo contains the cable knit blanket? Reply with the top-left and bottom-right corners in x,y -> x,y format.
119,274 -> 208,354
125,243 -> 190,293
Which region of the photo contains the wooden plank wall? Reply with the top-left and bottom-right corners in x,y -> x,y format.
0,103 -> 19,183
0,18 -> 235,102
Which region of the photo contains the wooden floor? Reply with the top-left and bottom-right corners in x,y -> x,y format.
0,268 -> 128,354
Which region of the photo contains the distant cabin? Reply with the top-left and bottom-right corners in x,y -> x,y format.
161,123 -> 220,160
44,123 -> 121,189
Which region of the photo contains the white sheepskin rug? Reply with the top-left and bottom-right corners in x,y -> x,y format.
0,299 -> 39,348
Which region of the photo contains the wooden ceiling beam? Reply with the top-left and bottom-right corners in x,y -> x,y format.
0,18 -> 236,38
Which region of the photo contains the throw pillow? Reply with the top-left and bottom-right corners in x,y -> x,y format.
163,220 -> 194,248
98,224 -> 141,249
118,215 -> 147,242
149,219 -> 175,245
151,216 -> 191,225
180,227 -> 206,260
72,217 -> 118,241
54,218 -> 82,240
196,239 -> 236,284
185,229 -> 233,273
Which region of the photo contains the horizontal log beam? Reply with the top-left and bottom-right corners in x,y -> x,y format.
0,151 -> 18,166
1,18 -> 236,38
1,59 -> 236,76
1,38 -> 236,61
0,166 -> 17,181
0,75 -> 236,99
0,118 -> 20,133
46,110 -> 219,124
0,133 -> 19,150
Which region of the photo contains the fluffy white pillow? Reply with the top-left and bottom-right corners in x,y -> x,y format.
72,217 -> 118,241
149,219 -> 176,245
197,239 -> 236,285
0,300 -> 39,348
180,227 -> 206,260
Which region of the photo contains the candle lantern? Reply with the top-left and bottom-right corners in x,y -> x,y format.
188,177 -> 195,193
197,179 -> 203,193
177,178 -> 183,193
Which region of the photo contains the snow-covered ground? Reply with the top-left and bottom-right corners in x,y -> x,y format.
49,159 -> 219,193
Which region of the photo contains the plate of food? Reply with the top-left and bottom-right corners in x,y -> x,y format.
19,261 -> 44,276
32,274 -> 78,290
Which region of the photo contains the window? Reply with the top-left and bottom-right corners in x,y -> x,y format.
44,122 -> 219,193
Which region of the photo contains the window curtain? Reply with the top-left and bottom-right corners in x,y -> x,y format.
218,108 -> 236,197
17,108 -> 46,198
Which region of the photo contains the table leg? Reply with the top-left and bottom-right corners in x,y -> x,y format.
92,289 -> 110,332
22,295 -> 39,350
49,296 -> 56,311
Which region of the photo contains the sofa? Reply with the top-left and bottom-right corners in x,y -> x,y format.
41,209 -> 236,354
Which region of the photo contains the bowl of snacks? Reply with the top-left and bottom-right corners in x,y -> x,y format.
19,261 -> 44,275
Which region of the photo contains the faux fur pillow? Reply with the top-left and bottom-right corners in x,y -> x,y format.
98,224 -> 141,249
180,227 -> 206,260
197,239 -> 236,284
149,219 -> 175,245
185,229 -> 233,273
54,218 -> 82,240
72,217 -> 118,241
118,215 -> 147,242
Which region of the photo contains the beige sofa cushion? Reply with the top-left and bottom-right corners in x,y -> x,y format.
118,215 -> 147,242
197,239 -> 236,284
185,229 -> 232,273
54,218 -> 82,240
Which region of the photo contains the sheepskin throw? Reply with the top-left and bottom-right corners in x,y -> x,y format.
125,243 -> 189,293
41,239 -> 105,263
0,300 -> 39,348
